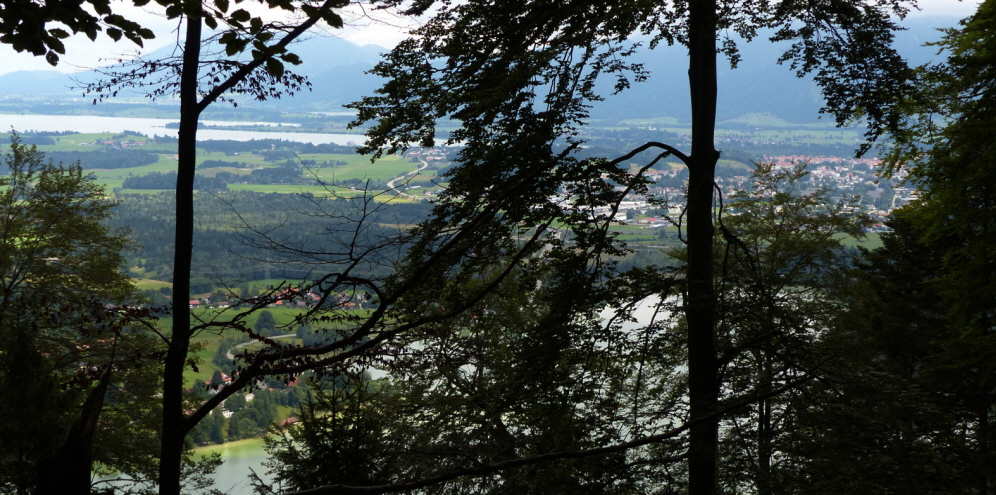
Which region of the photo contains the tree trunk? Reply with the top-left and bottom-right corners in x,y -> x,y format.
685,0 -> 719,493
36,368 -> 112,495
158,5 -> 202,495
756,356 -> 773,495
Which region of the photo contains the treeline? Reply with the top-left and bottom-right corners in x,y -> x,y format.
193,139 -> 357,155
200,159 -> 249,168
120,163 -> 306,191
121,171 -> 228,191
7,131 -> 76,145
42,149 -> 161,169
187,386 -> 309,445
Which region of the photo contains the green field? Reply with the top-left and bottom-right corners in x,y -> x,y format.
615,113 -> 864,146
303,154 -> 418,182
28,133 -> 420,194
133,278 -> 173,290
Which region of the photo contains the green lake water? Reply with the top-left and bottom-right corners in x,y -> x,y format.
195,438 -> 272,494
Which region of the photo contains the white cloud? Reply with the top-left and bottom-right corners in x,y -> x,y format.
909,0 -> 981,17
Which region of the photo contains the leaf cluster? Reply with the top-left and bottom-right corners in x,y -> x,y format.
0,0 -> 154,65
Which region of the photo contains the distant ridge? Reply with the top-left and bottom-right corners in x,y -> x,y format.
0,16 -> 961,124
0,70 -> 76,95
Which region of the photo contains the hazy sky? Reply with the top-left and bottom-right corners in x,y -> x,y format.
0,0 -> 981,76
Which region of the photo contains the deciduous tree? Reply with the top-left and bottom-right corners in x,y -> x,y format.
0,132 -> 160,495
346,0 -> 915,492
880,3 -> 996,490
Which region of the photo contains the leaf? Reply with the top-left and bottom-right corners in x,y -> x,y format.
165,3 -> 182,18
47,37 -> 66,54
323,11 -> 344,29
106,27 -> 123,41
266,57 -> 284,79
204,14 -> 218,30
124,31 -> 145,47
281,52 -> 302,65
231,9 -> 251,23
215,0 -> 229,13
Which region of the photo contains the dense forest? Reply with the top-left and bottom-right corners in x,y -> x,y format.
109,191 -> 433,286
1,0 -> 995,494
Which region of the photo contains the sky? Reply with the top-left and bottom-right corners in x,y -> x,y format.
0,0 -> 983,76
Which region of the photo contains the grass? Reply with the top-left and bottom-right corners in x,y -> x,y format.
34,132 -> 153,152
197,167 -> 253,177
836,232 -> 884,250
718,159 -> 751,169
720,112 -> 795,126
88,155 -> 180,180
34,136 -> 416,185
303,154 -> 418,182
133,279 -> 173,290
226,183 -> 359,196
115,188 -> 172,195
193,436 -> 268,458
612,113 -> 864,146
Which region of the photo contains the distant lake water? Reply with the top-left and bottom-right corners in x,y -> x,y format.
0,114 -> 363,145
195,437 -> 271,494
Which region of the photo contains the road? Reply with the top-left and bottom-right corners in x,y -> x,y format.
385,160 -> 430,199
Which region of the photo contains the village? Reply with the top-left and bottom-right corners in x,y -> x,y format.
580,154 -> 914,232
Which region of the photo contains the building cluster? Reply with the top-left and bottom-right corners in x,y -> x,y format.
80,138 -> 147,148
601,155 -> 914,231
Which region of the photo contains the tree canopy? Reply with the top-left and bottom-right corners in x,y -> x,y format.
342,0 -> 916,494
0,0 -> 154,64
0,133 -> 162,494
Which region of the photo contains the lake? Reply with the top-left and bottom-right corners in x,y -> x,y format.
0,114 -> 363,145
196,438 -> 271,494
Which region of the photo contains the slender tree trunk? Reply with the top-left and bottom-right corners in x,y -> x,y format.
159,5 -> 202,495
979,387 -> 990,495
979,319 -> 992,495
685,0 -> 719,493
756,355 -> 773,495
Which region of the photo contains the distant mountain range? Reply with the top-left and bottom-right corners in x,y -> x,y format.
0,16 -> 961,124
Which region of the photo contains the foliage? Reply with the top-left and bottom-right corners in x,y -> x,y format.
0,0 -> 153,65
257,164 -> 875,494
879,2 -> 996,489
255,310 -> 277,337
711,163 -> 870,494
86,2 -> 388,492
107,191 -> 432,284
121,171 -> 228,191
768,215 -> 977,495
0,132 -> 161,494
263,267 -> 683,494
342,0 -> 915,494
262,379 -> 404,491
